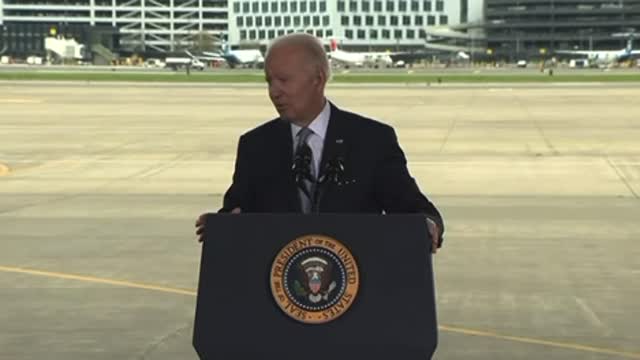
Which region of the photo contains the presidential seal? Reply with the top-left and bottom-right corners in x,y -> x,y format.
270,234 -> 359,324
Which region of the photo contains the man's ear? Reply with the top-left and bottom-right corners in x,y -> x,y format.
315,66 -> 327,88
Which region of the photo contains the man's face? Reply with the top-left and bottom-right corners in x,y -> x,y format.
265,44 -> 324,124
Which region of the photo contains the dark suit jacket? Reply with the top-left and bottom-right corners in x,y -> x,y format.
219,101 -> 445,242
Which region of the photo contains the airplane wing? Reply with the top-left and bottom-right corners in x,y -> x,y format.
555,50 -> 594,56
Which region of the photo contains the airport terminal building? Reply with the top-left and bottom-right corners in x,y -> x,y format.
484,0 -> 640,60
0,0 -> 479,58
228,0 -> 481,51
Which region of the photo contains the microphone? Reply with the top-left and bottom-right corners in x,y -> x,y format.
292,144 -> 314,198
313,156 -> 352,213
318,157 -> 345,186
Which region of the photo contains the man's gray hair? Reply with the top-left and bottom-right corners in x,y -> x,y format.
266,32 -> 331,81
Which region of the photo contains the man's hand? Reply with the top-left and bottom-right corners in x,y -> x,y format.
426,218 -> 440,254
195,207 -> 241,243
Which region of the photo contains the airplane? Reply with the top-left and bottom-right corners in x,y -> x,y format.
555,38 -> 640,67
326,38 -> 403,68
204,41 -> 265,69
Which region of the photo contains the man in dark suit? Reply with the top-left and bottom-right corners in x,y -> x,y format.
196,33 -> 444,253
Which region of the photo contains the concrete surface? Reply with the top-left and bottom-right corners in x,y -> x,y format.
0,82 -> 639,360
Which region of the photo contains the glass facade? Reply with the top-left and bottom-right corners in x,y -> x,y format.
229,0 -> 463,47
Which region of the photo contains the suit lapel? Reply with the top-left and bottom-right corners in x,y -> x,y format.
317,102 -> 349,212
274,118 -> 301,212
319,102 -> 347,177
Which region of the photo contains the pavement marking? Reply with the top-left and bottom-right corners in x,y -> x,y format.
0,98 -> 44,104
440,325 -> 640,359
1,264 -> 639,359
575,297 -> 613,336
606,157 -> 640,199
0,163 -> 10,176
0,265 -> 197,296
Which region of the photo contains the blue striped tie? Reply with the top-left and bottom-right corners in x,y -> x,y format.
296,127 -> 316,213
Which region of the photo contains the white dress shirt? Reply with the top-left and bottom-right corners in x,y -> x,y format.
290,100 -> 331,177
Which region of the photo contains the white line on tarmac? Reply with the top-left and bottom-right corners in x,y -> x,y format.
575,297 -> 613,336
0,99 -> 44,103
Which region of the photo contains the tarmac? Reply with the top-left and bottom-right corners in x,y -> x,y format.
0,81 -> 639,360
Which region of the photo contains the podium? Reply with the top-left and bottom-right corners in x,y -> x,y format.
193,214 -> 438,360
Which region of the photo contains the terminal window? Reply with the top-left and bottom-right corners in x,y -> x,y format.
366,16 -> 374,26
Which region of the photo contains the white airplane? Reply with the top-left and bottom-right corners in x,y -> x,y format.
204,42 -> 264,69
555,39 -> 640,67
326,38 -> 400,68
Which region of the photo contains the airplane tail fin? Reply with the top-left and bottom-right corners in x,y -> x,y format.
330,38 -> 338,52
221,41 -> 230,55
626,39 -> 634,52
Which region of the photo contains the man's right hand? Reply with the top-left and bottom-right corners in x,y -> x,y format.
195,207 -> 241,243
